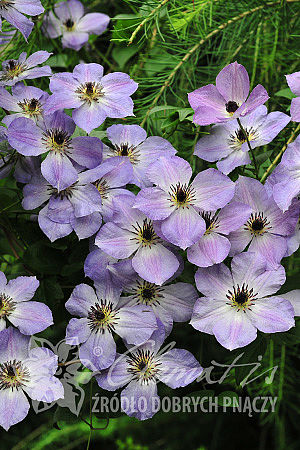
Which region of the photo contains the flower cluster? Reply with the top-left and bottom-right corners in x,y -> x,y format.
0,56 -> 299,426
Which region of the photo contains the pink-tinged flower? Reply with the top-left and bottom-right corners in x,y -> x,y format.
95,195 -> 180,285
65,282 -> 158,371
0,327 -> 64,431
43,0 -> 110,51
187,202 -> 252,268
7,111 -> 103,191
0,0 -> 44,41
45,63 -> 138,133
286,71 -> 300,122
0,82 -> 49,126
188,62 -> 269,126
271,135 -> 300,211
0,272 -> 53,334
134,155 -> 235,250
0,51 -> 51,86
194,105 -> 290,174
103,124 -> 177,188
96,325 -> 203,420
120,275 -> 198,337
228,176 -> 299,268
190,252 -> 295,350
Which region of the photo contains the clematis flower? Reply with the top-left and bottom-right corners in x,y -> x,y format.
194,105 -> 290,174
83,156 -> 134,222
0,82 -> 49,126
286,71 -> 300,122
0,272 -> 53,334
45,63 -> 138,134
134,155 -> 235,249
187,202 -> 252,268
0,0 -> 44,40
7,111 -> 103,191
0,327 -> 64,431
95,195 -> 180,285
96,325 -> 203,420
43,0 -> 110,51
65,282 -> 158,371
271,135 -> 300,211
190,252 -> 295,350
227,176 -> 299,267
0,30 -> 15,46
22,170 -> 103,242
188,61 -> 269,126
120,275 -> 198,336
103,124 -> 177,188
0,51 -> 51,86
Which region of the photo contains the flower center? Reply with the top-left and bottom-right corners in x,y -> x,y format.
131,219 -> 158,247
95,179 -> 109,200
0,293 -> 16,319
200,211 -> 219,235
113,143 -> 140,164
87,300 -> 118,333
75,81 -> 104,104
127,349 -> 160,384
0,359 -> 30,390
0,60 -> 26,81
225,101 -> 239,114
132,280 -> 163,306
0,0 -> 14,9
18,98 -> 42,118
47,182 -> 77,200
245,212 -> 271,236
226,283 -> 258,311
169,183 -> 195,208
42,128 -> 72,153
64,19 -> 75,30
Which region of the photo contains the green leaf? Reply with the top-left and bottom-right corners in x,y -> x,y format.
112,45 -> 140,68
275,88 -> 296,100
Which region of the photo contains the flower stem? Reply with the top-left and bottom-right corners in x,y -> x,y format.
237,118 -> 259,179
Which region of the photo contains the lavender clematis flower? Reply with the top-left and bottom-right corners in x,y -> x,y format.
0,82 -> 49,126
188,62 -> 269,126
43,0 -> 110,51
190,252 -> 295,350
0,0 -> 44,40
22,170 -> 103,242
0,30 -> 16,46
96,325 -> 203,420
7,111 -> 103,191
45,63 -> 138,133
0,51 -> 51,86
187,202 -> 252,268
194,105 -> 290,174
286,71 -> 300,122
95,195 -> 180,285
65,282 -> 158,371
228,176 -> 299,267
0,271 -> 53,334
0,327 -> 64,431
103,124 -> 177,188
271,135 -> 300,211
134,155 -> 235,249
120,275 -> 198,336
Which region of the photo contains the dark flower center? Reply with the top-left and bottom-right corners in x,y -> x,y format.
113,143 -> 140,164
53,130 -> 67,145
65,19 -> 74,29
234,291 -> 249,305
120,144 -> 129,156
142,287 -> 155,300
0,59 -> 26,81
245,212 -> 270,235
132,219 -> 158,246
236,128 -> 246,142
87,300 -> 118,333
0,293 -> 16,319
200,211 -> 219,234
47,182 -> 77,200
169,183 -> 195,208
95,178 -> 109,199
18,98 -> 42,117
28,98 -> 39,111
76,82 -> 104,103
226,283 -> 258,310
0,359 -> 30,390
85,82 -> 94,95
127,349 -> 161,383
131,280 -> 163,306
42,128 -> 72,153
251,219 -> 264,231
176,188 -> 187,203
225,101 -> 239,113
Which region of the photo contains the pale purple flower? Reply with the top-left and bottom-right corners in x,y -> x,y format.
0,82 -> 49,126
22,170 -> 103,242
45,63 -> 138,133
0,0 -> 44,40
188,62 -> 269,126
134,155 -> 235,250
0,327 -> 64,430
43,0 -> 110,51
187,202 -> 252,268
228,176 -> 299,267
95,194 -> 180,285
0,30 -> 15,45
271,135 -> 300,211
0,51 -> 51,86
0,272 -> 53,334
103,124 -> 177,188
65,282 -> 158,371
194,105 -> 290,174
190,252 -> 295,350
7,111 -> 103,191
120,276 -> 198,337
96,325 -> 203,420
286,71 -> 300,122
